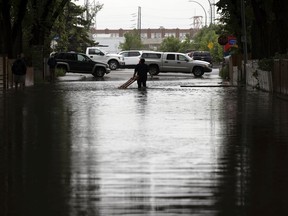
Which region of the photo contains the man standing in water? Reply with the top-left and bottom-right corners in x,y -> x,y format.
133,58 -> 149,89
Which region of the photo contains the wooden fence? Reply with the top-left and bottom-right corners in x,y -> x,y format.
0,56 -> 34,92
273,59 -> 288,95
0,56 -> 8,92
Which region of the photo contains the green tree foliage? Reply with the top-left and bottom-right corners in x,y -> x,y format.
0,0 -> 101,58
216,0 -> 288,59
158,26 -> 223,62
27,0 -> 70,51
178,34 -> 194,53
159,36 -> 181,52
192,25 -> 224,62
51,1 -> 97,52
119,30 -> 143,50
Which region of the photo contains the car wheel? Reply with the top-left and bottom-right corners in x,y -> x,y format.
93,67 -> 105,77
193,67 -> 204,77
108,60 -> 118,70
149,65 -> 159,75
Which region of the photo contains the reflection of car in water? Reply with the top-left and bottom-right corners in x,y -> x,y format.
141,51 -> 213,77
118,50 -> 142,68
188,51 -> 213,65
54,52 -> 110,77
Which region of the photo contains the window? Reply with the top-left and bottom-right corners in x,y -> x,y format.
166,54 -> 175,60
66,53 -> 76,60
77,54 -> 87,61
177,54 -> 187,61
120,52 -> 129,57
151,32 -> 162,39
141,33 -> 147,39
142,53 -> 162,59
129,52 -> 141,57
88,49 -> 102,55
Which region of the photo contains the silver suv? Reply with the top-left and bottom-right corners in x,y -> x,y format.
141,51 -> 212,77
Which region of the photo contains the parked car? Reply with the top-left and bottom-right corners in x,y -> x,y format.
54,52 -> 110,77
118,50 -> 142,68
86,47 -> 125,70
188,51 -> 213,65
141,51 -> 212,77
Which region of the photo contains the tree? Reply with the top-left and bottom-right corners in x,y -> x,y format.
0,0 -> 29,57
159,36 -> 181,52
178,34 -> 194,53
192,25 -> 224,62
50,1 -> 97,52
0,0 -> 71,58
119,30 -> 143,50
0,0 -> 100,58
84,0 -> 103,29
158,26 -> 223,62
28,0 -> 70,48
216,0 -> 288,59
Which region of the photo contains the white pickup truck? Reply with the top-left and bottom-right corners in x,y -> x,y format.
86,47 -> 125,70
141,51 -> 212,77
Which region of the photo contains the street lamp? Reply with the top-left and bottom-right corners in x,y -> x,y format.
206,0 -> 213,24
189,0 -> 207,27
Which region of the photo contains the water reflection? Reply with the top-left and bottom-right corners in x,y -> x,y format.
1,82 -> 288,216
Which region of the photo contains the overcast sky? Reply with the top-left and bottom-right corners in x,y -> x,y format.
74,0 -> 218,29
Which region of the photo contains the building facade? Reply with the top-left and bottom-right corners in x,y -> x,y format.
91,28 -> 198,40
90,28 -> 199,51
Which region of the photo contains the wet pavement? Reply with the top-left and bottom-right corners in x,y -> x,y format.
1,70 -> 288,216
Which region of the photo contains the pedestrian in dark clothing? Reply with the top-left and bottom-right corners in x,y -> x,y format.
47,55 -> 57,82
11,54 -> 27,90
133,58 -> 149,89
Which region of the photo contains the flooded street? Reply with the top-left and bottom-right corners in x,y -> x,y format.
1,70 -> 288,216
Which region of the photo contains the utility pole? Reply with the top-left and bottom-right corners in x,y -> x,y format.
241,0 -> 248,84
137,6 -> 142,35
85,0 -> 89,21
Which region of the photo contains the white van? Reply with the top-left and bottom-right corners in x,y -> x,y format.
86,47 -> 125,70
118,50 -> 142,68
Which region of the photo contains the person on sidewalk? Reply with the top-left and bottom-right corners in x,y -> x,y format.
12,54 -> 27,90
133,58 -> 149,89
47,54 -> 57,82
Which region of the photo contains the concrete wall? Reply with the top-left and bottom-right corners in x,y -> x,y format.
228,57 -> 273,93
246,61 -> 273,92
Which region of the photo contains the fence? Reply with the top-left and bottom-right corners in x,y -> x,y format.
0,56 -> 8,92
273,59 -> 288,95
228,57 -> 288,96
0,56 -> 34,92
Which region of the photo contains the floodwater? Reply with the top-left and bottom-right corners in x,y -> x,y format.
1,74 -> 288,216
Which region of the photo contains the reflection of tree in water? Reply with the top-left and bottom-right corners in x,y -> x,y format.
215,89 -> 288,215
1,87 -> 73,216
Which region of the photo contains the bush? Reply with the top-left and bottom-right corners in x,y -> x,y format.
55,68 -> 66,77
258,58 -> 274,71
219,65 -> 229,79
